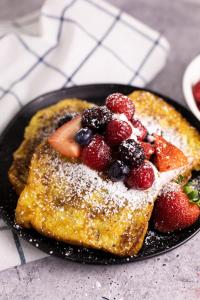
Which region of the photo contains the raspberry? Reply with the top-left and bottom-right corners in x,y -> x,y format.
105,119 -> 132,146
119,139 -> 145,167
82,107 -> 112,131
126,162 -> 155,190
105,93 -> 135,120
81,135 -> 111,171
131,119 -> 147,141
141,142 -> 155,160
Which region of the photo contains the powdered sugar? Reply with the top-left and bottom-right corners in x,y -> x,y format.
138,115 -> 190,157
33,111 -> 190,214
39,147 -> 185,214
159,181 -> 183,197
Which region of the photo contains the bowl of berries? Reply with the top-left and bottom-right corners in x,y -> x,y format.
183,54 -> 200,121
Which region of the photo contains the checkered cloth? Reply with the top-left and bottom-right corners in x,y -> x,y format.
0,0 -> 169,271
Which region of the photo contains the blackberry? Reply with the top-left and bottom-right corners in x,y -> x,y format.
81,106 -> 112,131
75,128 -> 93,146
119,139 -> 145,167
108,160 -> 130,182
56,113 -> 77,129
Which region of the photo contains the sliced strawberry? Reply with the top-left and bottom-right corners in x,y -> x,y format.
48,115 -> 81,158
141,142 -> 155,160
154,135 -> 188,172
153,185 -> 200,233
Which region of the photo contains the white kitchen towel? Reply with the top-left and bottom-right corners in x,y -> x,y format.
0,0 -> 170,271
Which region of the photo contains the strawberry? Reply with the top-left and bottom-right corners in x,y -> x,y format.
105,119 -> 132,146
48,115 -> 81,158
81,135 -> 111,171
141,142 -> 155,160
153,184 -> 200,233
105,93 -> 135,120
154,135 -> 188,172
131,119 -> 147,141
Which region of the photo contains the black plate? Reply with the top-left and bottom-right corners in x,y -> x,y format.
0,84 -> 200,265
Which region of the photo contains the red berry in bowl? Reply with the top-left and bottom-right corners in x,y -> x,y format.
105,119 -> 132,146
131,119 -> 147,141
126,162 -> 155,190
141,142 -> 155,160
192,81 -> 200,105
105,93 -> 135,120
81,135 -> 111,171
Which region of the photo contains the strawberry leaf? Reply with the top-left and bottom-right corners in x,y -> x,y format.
175,175 -> 185,184
183,178 -> 200,207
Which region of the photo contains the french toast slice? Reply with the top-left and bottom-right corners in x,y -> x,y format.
130,91 -> 200,171
15,141 -> 184,256
9,99 -> 94,194
11,91 -> 200,256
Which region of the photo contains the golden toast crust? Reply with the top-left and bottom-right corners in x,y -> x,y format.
10,91 -> 200,256
130,91 -> 200,170
9,98 -> 93,194
15,142 -> 154,256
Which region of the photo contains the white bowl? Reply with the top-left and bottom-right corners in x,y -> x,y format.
183,54 -> 200,121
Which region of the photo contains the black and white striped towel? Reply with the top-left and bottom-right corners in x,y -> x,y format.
0,0 -> 170,271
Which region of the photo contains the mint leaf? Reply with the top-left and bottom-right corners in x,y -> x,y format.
175,175 -> 185,184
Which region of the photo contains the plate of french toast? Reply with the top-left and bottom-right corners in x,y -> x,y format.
0,84 -> 200,264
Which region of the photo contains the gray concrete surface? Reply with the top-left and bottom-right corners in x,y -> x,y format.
0,1 -> 200,299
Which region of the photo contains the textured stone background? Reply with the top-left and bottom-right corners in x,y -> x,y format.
0,1 -> 200,299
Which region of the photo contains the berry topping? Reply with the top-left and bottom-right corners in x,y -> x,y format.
81,135 -> 111,171
153,185 -> 200,233
108,160 -> 130,182
56,113 -> 77,129
119,139 -> 145,167
75,128 -> 93,146
82,106 -> 112,131
105,93 -> 135,120
48,115 -> 81,158
141,142 -> 155,160
126,162 -> 155,190
131,119 -> 147,141
154,135 -> 188,172
105,119 -> 132,146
